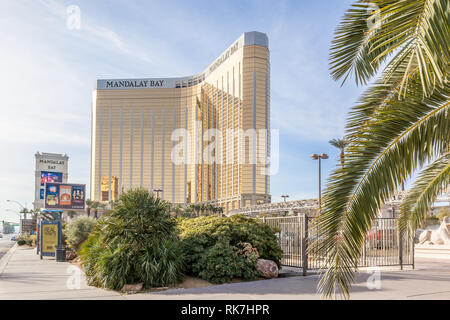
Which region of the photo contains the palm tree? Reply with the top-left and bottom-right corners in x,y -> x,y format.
187,204 -> 201,217
313,0 -> 449,299
93,201 -> 105,219
85,199 -> 93,217
329,138 -> 348,168
67,210 -> 77,220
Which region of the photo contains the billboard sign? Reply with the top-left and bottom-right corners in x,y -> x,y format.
40,171 -> 63,186
44,183 -> 86,210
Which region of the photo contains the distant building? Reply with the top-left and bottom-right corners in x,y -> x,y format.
91,31 -> 271,213
33,152 -> 69,210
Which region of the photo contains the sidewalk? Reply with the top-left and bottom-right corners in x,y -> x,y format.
0,246 -> 124,300
0,245 -> 449,300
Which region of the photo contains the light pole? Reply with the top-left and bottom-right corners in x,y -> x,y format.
311,153 -> 328,209
153,189 -> 163,199
7,200 -> 28,220
281,195 -> 289,202
6,209 -> 21,219
5,209 -> 21,233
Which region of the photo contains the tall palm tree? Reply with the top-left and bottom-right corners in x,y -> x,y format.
85,199 -> 93,217
313,0 -> 449,299
93,201 -> 105,219
329,138 -> 348,168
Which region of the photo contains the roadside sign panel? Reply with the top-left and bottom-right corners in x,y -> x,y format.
40,221 -> 61,258
44,183 -> 86,210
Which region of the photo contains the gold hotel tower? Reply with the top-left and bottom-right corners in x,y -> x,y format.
91,31 -> 271,212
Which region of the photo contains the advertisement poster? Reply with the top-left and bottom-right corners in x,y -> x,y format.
59,185 -> 72,206
45,184 -> 60,207
40,188 -> 45,200
71,185 -> 86,208
41,224 -> 58,254
44,183 -> 86,209
40,171 -> 62,186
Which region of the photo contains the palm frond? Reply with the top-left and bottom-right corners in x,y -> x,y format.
330,0 -> 449,97
330,1 -> 397,85
312,86 -> 449,298
398,152 -> 450,231
373,0 -> 450,97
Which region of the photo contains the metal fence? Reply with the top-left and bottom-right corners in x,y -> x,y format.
262,215 -> 414,274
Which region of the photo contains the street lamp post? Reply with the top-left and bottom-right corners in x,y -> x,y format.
311,153 -> 328,210
7,200 -> 28,220
281,194 -> 289,202
153,189 -> 163,199
6,209 -> 21,219
5,209 -> 21,233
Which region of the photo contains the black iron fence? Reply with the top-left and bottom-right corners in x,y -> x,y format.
261,215 -> 414,274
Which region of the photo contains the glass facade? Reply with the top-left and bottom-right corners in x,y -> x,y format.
91,31 -> 271,212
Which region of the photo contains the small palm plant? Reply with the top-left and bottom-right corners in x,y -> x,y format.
79,188 -> 184,290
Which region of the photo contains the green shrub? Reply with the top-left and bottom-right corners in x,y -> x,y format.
196,240 -> 260,283
178,215 -> 282,284
17,233 -> 35,246
79,189 -> 184,290
66,216 -> 97,252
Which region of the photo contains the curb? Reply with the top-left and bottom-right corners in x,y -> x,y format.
0,243 -> 18,276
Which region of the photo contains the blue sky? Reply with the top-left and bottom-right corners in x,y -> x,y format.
0,0 -> 365,221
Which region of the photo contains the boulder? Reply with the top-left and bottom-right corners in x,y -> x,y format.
121,283 -> 143,293
256,259 -> 278,278
419,230 -> 432,244
65,250 -> 77,261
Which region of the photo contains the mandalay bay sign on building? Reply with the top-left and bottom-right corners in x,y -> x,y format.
91,31 -> 278,213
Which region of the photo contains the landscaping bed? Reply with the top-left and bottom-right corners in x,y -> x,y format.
65,189 -> 282,293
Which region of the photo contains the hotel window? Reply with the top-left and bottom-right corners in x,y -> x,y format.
100,176 -> 119,202
101,191 -> 109,202
175,81 -> 181,88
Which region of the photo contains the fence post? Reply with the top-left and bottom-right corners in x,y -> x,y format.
398,229 -> 403,270
412,233 -> 415,270
302,215 -> 308,276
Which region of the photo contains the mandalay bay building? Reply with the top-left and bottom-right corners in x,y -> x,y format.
91,31 -> 273,213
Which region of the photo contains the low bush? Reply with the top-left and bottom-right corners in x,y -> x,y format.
178,215 -> 282,284
66,216 -> 97,252
17,233 -> 35,246
30,234 -> 37,246
79,189 -> 184,290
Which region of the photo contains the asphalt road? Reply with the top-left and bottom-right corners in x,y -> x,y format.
0,235 -> 15,260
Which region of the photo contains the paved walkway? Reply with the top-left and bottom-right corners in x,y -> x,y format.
0,245 -> 449,300
0,246 -> 123,300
